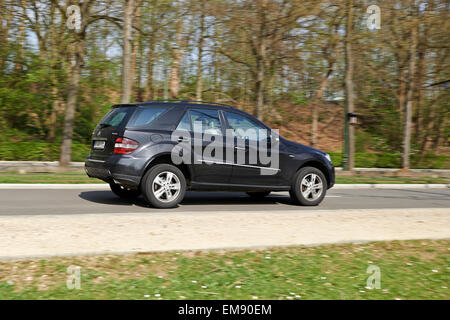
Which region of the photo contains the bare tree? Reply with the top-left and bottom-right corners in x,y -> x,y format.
121,0 -> 134,104
402,23 -> 418,169
343,0 -> 355,170
14,0 -> 26,72
310,9 -> 340,147
58,1 -> 91,166
254,0 -> 267,119
55,0 -> 119,166
195,0 -> 206,101
130,4 -> 141,101
169,15 -> 191,99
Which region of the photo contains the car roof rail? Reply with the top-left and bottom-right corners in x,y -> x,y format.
143,99 -> 233,108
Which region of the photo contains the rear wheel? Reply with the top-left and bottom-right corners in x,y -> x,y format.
289,167 -> 327,206
141,164 -> 186,208
246,191 -> 271,199
109,183 -> 140,199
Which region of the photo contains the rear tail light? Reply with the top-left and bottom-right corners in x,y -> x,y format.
114,137 -> 139,154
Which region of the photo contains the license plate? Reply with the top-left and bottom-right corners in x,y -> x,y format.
93,140 -> 106,150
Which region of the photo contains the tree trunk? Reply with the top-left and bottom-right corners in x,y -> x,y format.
196,0 -> 206,101
420,97 -> 436,153
212,22 -> 219,101
169,20 -> 184,98
265,66 -> 276,118
121,0 -> 134,104
311,75 -> 329,147
135,7 -> 144,102
48,86 -> 60,142
48,1 -> 59,142
397,66 -> 406,117
343,0 -> 355,171
15,0 -> 26,73
255,53 -> 265,120
402,26 -> 418,169
0,0 -> 6,74
60,39 -> 84,166
255,0 -> 267,120
213,21 -> 220,101
414,48 -> 425,144
145,38 -> 156,100
129,5 -> 140,101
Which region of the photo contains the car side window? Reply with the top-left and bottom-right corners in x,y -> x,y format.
106,111 -> 127,127
127,107 -> 168,127
175,112 -> 191,131
224,111 -> 266,140
100,107 -> 133,127
189,109 -> 223,135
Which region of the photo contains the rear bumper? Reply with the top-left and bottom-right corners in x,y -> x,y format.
85,154 -> 141,188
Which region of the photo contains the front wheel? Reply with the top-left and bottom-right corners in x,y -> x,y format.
290,167 -> 327,206
141,164 -> 186,208
109,183 -> 140,199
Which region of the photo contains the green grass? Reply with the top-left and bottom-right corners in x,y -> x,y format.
0,240 -> 448,300
0,173 -> 448,184
0,172 -> 104,184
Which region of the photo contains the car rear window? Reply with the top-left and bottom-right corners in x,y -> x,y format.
99,107 -> 133,127
127,106 -> 168,127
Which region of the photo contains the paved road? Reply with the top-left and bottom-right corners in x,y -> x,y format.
1,186 -> 449,258
0,187 -> 449,216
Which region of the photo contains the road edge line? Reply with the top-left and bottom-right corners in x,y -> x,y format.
0,183 -> 448,189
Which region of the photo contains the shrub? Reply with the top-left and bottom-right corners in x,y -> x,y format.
328,152 -> 449,169
0,142 -> 91,162
0,142 -> 448,169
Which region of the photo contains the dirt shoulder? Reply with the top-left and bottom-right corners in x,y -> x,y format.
1,208 -> 449,259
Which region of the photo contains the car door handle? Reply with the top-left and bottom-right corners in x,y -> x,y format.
234,146 -> 247,151
177,137 -> 190,142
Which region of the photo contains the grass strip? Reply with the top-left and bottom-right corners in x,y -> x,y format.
0,239 -> 448,300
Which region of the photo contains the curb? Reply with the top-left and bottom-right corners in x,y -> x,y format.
0,183 -> 448,190
332,184 -> 449,189
0,184 -> 109,189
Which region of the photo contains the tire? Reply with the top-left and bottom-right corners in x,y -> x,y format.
289,167 -> 327,206
246,191 -> 271,198
110,182 -> 140,199
141,164 -> 186,208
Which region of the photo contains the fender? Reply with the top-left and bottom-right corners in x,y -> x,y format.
139,142 -> 194,184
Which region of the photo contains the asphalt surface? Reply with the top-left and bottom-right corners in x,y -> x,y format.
1,186 -> 449,258
0,187 -> 449,216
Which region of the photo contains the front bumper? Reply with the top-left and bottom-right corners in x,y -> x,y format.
328,165 -> 335,189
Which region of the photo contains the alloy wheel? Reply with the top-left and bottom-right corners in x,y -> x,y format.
300,173 -> 323,201
152,171 -> 181,203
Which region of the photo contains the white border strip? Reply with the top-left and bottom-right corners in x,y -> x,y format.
332,184 -> 449,189
0,184 -> 110,189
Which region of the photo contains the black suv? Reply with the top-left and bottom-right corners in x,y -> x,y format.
85,100 -> 334,208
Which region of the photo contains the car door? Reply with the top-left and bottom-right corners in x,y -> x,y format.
223,111 -> 282,186
187,108 -> 232,184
